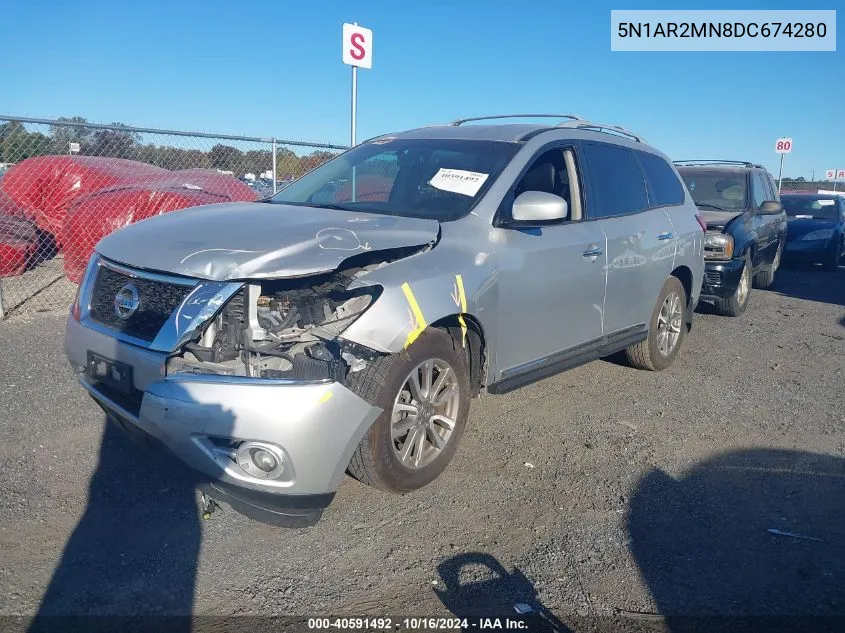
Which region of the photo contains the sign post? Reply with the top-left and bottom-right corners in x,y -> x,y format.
834,169 -> 845,193
68,141 -> 80,156
774,137 -> 792,194
342,22 -> 373,147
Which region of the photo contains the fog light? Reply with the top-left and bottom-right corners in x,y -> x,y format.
235,441 -> 285,479
252,448 -> 277,472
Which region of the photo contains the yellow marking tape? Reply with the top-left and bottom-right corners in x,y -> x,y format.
402,282 -> 427,349
455,274 -> 468,348
318,390 -> 333,404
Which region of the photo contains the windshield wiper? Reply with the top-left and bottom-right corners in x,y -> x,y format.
267,200 -> 355,211
695,202 -> 729,211
309,203 -> 355,211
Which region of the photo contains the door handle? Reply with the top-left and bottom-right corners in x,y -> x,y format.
657,232 -> 674,241
581,246 -> 603,258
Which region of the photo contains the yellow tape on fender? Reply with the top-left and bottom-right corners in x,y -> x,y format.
402,282 -> 427,349
455,274 -> 468,348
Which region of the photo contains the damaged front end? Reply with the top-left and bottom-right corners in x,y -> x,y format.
165,247 -> 422,384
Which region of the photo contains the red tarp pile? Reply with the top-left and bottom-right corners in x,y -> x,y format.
0,156 -> 258,281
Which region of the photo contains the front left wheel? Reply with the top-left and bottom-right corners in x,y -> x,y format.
347,328 -> 471,494
626,276 -> 688,372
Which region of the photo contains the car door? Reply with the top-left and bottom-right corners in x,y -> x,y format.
581,142 -> 675,336
494,145 -> 607,377
750,171 -> 777,266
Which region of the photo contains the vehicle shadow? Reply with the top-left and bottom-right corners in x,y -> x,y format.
773,263 -> 845,308
433,552 -> 570,632
627,448 -> 845,633
26,392 -> 236,632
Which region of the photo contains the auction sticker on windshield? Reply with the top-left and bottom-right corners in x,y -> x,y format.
429,168 -> 489,197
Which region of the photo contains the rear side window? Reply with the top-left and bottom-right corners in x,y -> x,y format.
583,143 -> 648,218
637,151 -> 685,206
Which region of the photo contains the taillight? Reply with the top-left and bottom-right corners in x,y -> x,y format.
695,213 -> 707,232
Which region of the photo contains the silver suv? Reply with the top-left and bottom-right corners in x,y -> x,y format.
65,114 -> 704,526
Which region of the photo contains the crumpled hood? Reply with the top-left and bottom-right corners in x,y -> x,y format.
95,202 -> 440,281
699,209 -> 744,231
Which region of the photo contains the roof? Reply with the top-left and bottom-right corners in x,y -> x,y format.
369,124 -> 655,155
781,191 -> 843,198
373,124 -> 555,143
674,160 -> 766,171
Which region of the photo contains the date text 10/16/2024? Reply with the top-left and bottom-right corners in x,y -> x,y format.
308,617 -> 531,630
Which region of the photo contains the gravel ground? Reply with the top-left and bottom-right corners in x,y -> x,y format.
0,264 -> 843,631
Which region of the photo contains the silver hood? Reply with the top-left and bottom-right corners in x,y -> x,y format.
95,202 -> 440,281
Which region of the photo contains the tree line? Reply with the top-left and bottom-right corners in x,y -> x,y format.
0,117 -> 339,180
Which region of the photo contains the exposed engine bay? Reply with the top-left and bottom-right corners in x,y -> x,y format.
166,247 -> 424,382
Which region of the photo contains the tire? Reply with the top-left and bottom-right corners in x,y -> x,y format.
626,276 -> 687,372
346,328 -> 471,494
755,240 -> 782,289
714,256 -> 751,317
822,244 -> 840,271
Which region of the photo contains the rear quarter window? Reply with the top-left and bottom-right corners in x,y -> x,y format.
637,151 -> 685,206
582,142 -> 649,218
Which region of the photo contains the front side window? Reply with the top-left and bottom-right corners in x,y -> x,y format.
678,169 -> 748,212
752,172 -> 768,207
268,139 -> 519,221
582,143 -> 649,218
637,151 -> 685,207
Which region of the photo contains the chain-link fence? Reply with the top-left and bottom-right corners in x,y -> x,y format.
780,179 -> 844,194
0,116 -> 347,318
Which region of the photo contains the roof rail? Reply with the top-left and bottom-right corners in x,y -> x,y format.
557,120 -> 646,143
673,159 -> 759,168
450,114 -> 584,126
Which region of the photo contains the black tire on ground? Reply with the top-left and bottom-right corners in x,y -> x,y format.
822,244 -> 840,271
714,256 -> 751,317
346,328 -> 471,494
626,275 -> 688,372
754,241 -> 782,289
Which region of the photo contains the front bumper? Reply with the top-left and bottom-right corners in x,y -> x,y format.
700,258 -> 745,300
65,316 -> 382,524
784,237 -> 834,262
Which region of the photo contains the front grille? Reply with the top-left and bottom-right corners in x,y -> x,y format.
89,266 -> 193,342
704,270 -> 721,285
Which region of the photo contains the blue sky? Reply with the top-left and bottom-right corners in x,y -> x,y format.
1,0 -> 842,178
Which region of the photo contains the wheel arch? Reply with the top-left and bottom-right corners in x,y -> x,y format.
670,265 -> 694,330
430,313 -> 488,397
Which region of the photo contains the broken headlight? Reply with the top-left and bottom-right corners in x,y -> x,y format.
703,232 -> 734,261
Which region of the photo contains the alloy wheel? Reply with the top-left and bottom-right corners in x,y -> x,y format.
737,264 -> 750,305
656,291 -> 683,357
391,359 -> 461,469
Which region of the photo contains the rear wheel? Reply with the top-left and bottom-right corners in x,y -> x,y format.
626,276 -> 687,372
347,329 -> 471,493
715,256 -> 751,317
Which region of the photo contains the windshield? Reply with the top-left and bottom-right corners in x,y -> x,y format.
266,138 -> 519,221
678,169 -> 748,212
782,196 -> 840,220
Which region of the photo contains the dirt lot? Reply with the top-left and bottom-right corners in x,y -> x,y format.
1,264 -> 843,631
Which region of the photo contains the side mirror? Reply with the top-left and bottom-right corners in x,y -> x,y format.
511,191 -> 568,223
759,200 -> 784,215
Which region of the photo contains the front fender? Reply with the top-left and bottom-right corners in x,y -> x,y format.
730,228 -> 756,260
340,243 -> 498,354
